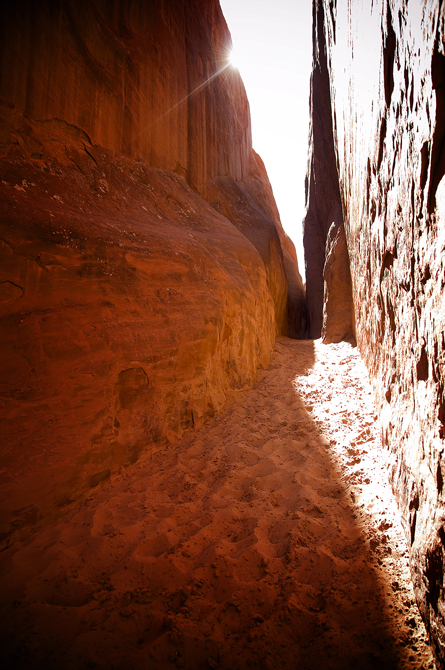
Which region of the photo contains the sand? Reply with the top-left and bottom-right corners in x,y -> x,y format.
0,338 -> 436,669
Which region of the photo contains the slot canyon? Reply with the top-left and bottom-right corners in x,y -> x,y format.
0,0 -> 444,668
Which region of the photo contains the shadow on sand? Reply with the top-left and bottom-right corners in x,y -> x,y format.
0,338 -> 427,669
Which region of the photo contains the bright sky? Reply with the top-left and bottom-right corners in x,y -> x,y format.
220,0 -> 313,279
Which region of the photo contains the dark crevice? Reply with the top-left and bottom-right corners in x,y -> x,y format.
383,1 -> 396,107
428,35 -> 445,213
420,141 -> 430,195
379,248 -> 396,284
416,345 -> 429,382
386,297 -> 396,345
437,458 -> 443,496
377,116 -> 387,171
438,383 -> 445,440
426,542 -> 444,616
409,491 -> 419,545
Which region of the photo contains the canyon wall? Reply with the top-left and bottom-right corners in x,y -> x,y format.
0,0 -> 304,541
306,0 -> 445,663
303,0 -> 355,343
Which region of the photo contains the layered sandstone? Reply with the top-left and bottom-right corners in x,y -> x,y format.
0,0 -> 304,541
306,0 -> 445,663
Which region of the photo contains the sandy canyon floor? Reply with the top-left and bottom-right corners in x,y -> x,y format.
0,338 -> 436,669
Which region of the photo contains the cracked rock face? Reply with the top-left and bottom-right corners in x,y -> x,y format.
0,0 -> 304,540
309,0 -> 445,663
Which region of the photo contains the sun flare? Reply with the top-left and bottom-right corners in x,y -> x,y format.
228,47 -> 240,69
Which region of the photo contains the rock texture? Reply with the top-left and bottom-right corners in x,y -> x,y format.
0,0 -> 304,542
307,0 -> 445,664
0,0 -> 247,191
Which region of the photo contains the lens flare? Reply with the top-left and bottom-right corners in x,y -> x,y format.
228,47 -> 239,69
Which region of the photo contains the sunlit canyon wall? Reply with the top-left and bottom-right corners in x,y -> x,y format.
0,0 -> 305,541
305,0 -> 445,663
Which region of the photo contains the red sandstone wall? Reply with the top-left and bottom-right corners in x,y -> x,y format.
0,0 -> 250,191
309,0 -> 445,663
0,0 -> 304,541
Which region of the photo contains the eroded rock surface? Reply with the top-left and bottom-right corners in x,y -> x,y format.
308,0 -> 445,663
0,0 -> 303,541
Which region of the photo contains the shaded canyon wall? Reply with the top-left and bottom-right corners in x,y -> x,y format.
303,0 -> 355,344
0,0 -> 305,541
306,0 -> 445,663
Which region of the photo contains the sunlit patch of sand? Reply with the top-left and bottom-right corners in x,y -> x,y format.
0,338 -> 435,669
294,339 -> 434,668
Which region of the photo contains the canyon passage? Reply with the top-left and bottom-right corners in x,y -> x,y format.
2,0 -> 445,667
0,339 -> 435,669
